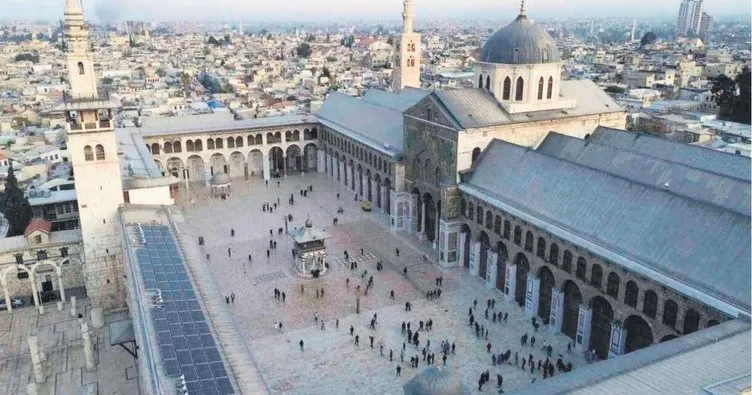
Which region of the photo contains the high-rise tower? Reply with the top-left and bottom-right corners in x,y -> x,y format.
677,0 -> 703,36
62,0 -> 125,310
391,0 -> 421,91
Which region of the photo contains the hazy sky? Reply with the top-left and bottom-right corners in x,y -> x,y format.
1,0 -> 748,22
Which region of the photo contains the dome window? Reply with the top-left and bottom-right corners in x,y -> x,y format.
542,49 -> 549,62
502,77 -> 511,100
513,48 -> 520,63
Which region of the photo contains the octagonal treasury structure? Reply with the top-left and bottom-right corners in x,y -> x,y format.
288,217 -> 330,278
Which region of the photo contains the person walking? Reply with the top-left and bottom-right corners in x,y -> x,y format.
299,340 -> 304,351
396,365 -> 401,377
230,293 -> 235,303
355,335 -> 359,346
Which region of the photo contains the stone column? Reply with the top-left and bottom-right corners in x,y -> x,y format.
1,277 -> 11,313
70,296 -> 77,317
56,269 -> 66,302
576,304 -> 593,352
344,164 -> 350,186
458,232 -> 467,269
504,264 -> 517,299
317,150 -> 325,173
338,161 -> 343,182
369,178 -> 376,203
81,320 -> 95,371
549,288 -> 564,333
433,209 -> 440,250
262,154 -> 270,180
525,273 -> 540,317
469,241 -> 480,276
27,336 -> 45,383
608,322 -> 627,359
283,154 -> 288,177
381,186 -> 388,214
419,202 -> 426,239
29,273 -> 41,313
487,251 -> 498,289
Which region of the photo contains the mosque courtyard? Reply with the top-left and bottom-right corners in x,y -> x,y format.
176,173 -> 588,394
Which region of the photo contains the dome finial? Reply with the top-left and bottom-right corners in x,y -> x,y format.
519,0 -> 526,16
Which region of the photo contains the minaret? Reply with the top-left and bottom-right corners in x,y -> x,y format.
391,0 -> 421,91
61,0 -> 126,311
630,18 -> 637,42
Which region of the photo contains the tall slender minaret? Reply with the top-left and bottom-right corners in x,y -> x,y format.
62,0 -> 126,311
391,0 -> 421,91
630,18 -> 637,42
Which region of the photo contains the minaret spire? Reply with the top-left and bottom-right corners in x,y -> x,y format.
519,0 -> 527,17
403,0 -> 414,34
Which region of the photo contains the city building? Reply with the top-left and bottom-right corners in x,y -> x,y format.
677,0 -> 703,36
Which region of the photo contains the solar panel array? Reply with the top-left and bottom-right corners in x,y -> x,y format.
136,225 -> 234,395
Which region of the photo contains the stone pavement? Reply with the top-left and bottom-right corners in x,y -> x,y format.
176,174 -> 586,394
0,300 -> 139,395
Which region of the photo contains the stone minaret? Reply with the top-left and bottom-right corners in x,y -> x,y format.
62,0 -> 126,311
391,0 -> 421,91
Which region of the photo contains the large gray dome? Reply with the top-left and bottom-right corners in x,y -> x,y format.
403,366 -> 470,395
479,14 -> 560,65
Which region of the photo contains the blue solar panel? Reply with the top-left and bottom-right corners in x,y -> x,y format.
135,225 -> 234,394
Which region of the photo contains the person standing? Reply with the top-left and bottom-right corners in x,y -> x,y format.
299,340 -> 304,351
396,365 -> 401,377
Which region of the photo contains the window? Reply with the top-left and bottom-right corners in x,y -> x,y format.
485,75 -> 490,90
478,74 -> 483,88
37,250 -> 47,260
524,231 -> 533,252
60,247 -> 68,257
590,264 -> 603,289
536,237 -> 546,258
502,77 -> 511,100
576,257 -> 587,280
493,216 -> 501,235
549,243 -> 559,265
216,138 -> 224,149
186,140 -> 194,152
151,143 -> 160,155
624,281 -> 638,308
537,77 -> 544,100
84,145 -> 93,161
34,235 -> 42,244
485,211 -> 493,230
513,226 -> 521,245
503,220 -> 510,239
476,207 -> 483,224
173,141 -> 182,153
77,61 -> 85,75
15,253 -> 23,265
467,203 -> 474,220
64,204 -> 71,214
542,49 -> 549,62
95,144 -> 105,160
663,300 -> 678,327
460,199 -> 466,217
547,77 -> 554,99
207,139 -> 215,150
515,77 -> 524,101
562,251 -> 572,273
606,272 -> 620,298
513,48 -> 520,63
164,142 -> 173,154
643,290 -> 658,318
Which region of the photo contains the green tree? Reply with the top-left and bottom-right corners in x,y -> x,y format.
296,43 -> 312,58
387,37 -> 394,46
0,166 -> 32,237
640,32 -> 657,48
712,67 -> 751,124
156,68 -> 167,77
14,53 -> 39,63
322,66 -> 331,79
207,36 -> 220,46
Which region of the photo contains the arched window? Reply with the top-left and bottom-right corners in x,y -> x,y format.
643,290 -> 658,318
195,140 -> 203,151
476,207 -> 483,224
515,77 -> 524,101
536,237 -> 546,258
84,145 -> 93,161
624,281 -> 638,308
513,226 -> 522,245
485,75 -> 490,90
164,142 -> 173,154
151,143 -> 160,155
606,272 -> 620,299
207,139 -> 215,150
460,199 -> 466,217
576,257 -> 587,280
524,231 -> 533,252
503,220 -> 510,239
485,211 -> 493,230
537,77 -> 544,100
227,137 -> 235,149
77,61 -> 85,75
547,76 -> 554,99
502,77 -> 511,100
248,135 -> 254,146
471,147 -> 481,165
95,144 -> 105,160
173,141 -> 182,153
467,203 -> 474,220
562,250 -> 573,273
542,49 -> 549,62
549,243 -> 559,265
663,300 -> 678,327
478,74 -> 483,88
493,216 -> 501,235
513,48 -> 520,63
186,140 -> 194,152
216,138 -> 224,149
683,309 -> 700,334
590,264 -> 603,289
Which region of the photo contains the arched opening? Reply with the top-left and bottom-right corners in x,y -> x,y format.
562,280 -> 582,340
547,76 -> 554,99
683,309 -> 700,335
513,226 -> 522,245
187,155 -> 205,181
471,147 -> 481,165
476,206 -> 483,225
549,243 -> 559,265
536,237 -> 546,259
375,174 -> 382,208
173,141 -> 182,153
496,241 -> 508,291
514,253 -> 529,307
643,290 -> 658,318
590,296 -> 614,359
485,211 -> 493,230
660,334 -> 678,343
576,257 -> 587,281
84,145 -> 93,161
186,140 -> 194,152
269,147 -> 284,177
164,142 -> 173,154
255,134 -> 263,145
150,143 -> 160,155
493,215 -> 501,235
227,137 -> 235,149
229,152 -> 245,178
216,138 -> 224,149
606,272 -> 620,299
461,224 -> 471,269
247,149 -> 263,177
515,77 -> 524,101
423,193 -> 436,243
537,77 -> 544,100
590,264 -> 603,289
167,157 -> 183,178
485,75 -> 490,90
503,220 -> 510,239
478,231 -> 490,279
77,61 -> 84,75
624,315 -> 653,354
624,281 -> 638,308
562,250 -> 572,273
538,266 -> 555,322
663,300 -> 678,328
357,165 -> 364,196
524,231 -> 533,252
95,144 -> 105,160
384,178 -> 392,214
366,170 -> 372,202
478,74 -> 483,88
209,153 -> 227,176
195,139 -> 203,151
286,145 -> 303,175
235,136 -> 244,148
303,143 -> 317,172
207,138 -> 215,150
503,77 -> 511,100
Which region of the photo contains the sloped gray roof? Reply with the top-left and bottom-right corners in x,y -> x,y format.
430,80 -> 623,130
591,126 -> 751,181
537,132 -> 751,215
480,14 -> 560,64
363,87 -> 430,112
463,139 -> 751,314
317,92 -> 405,157
403,366 -> 470,395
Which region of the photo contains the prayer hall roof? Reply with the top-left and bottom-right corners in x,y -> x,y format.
403,366 -> 470,395
479,7 -> 560,65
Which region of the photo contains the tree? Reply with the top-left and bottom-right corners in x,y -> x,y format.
156,68 -> 167,77
207,36 -> 220,46
14,53 -> 39,63
296,43 -> 312,58
322,66 -> 331,79
0,166 -> 32,237
712,67 -> 751,124
387,37 -> 394,46
224,34 -> 231,44
640,32 -> 657,48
